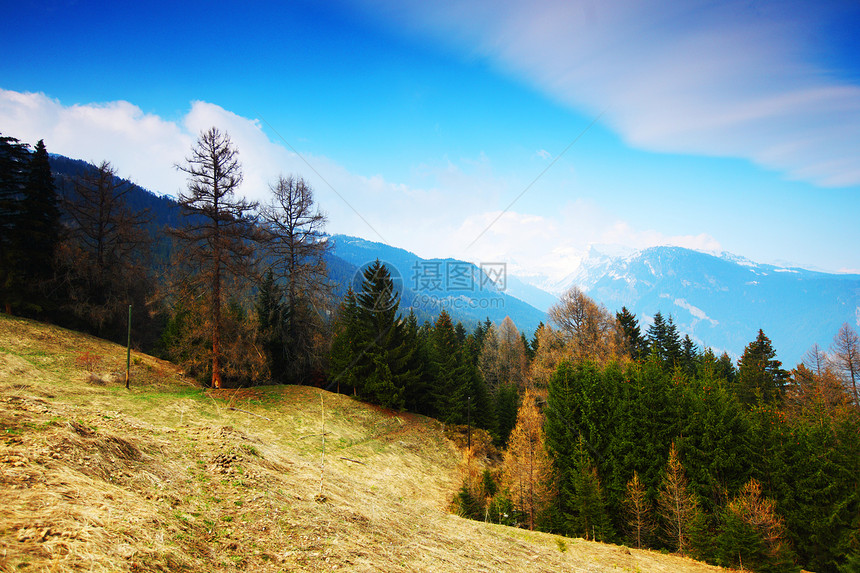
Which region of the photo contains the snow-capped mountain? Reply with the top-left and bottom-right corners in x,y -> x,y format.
552,246 -> 860,366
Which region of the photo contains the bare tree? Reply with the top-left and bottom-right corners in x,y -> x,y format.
528,323 -> 566,387
58,161 -> 151,336
830,323 -> 860,405
802,343 -> 828,377
259,175 -> 330,384
548,286 -> 620,363
171,127 -> 259,388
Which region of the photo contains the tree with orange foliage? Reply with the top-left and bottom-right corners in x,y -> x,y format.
623,470 -> 655,549
501,388 -> 553,530
657,442 -> 703,555
716,479 -> 798,572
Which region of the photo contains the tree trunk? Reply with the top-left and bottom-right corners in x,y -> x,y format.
212,256 -> 222,389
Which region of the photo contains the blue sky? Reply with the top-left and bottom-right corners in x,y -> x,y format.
2,0 -> 859,284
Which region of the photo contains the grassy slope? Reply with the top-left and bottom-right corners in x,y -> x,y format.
0,314 -> 728,572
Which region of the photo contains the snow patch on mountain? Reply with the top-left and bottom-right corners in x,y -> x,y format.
674,298 -> 718,327
519,244 -> 860,366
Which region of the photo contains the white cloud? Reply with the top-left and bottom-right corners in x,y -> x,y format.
351,0 -> 860,188
447,200 -> 721,282
0,88 -> 722,283
0,89 -> 190,194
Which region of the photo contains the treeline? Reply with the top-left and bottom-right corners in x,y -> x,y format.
1,134 -> 160,346
454,295 -> 860,573
328,260 -> 527,445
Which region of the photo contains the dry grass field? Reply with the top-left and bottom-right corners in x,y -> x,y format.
0,314 -> 731,572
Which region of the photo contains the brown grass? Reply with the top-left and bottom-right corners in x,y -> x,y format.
0,314 -> 729,572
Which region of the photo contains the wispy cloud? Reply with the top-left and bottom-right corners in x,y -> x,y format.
351,0 -> 860,187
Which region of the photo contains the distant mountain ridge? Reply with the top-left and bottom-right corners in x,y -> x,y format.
328,235 -> 547,335
554,245 -> 860,366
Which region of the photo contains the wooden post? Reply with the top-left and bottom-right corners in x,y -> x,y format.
467,395 -> 471,451
125,304 -> 132,389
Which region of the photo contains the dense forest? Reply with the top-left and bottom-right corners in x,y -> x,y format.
1,130 -> 858,573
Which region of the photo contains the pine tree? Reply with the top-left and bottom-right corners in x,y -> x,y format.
680,335 -> 699,376
617,306 -> 648,360
328,261 -> 419,409
355,261 -> 410,408
678,375 -> 753,518
8,139 -> 60,315
401,310 -> 432,414
716,351 -> 737,385
0,135 -> 30,314
494,383 -> 519,448
328,288 -> 362,394
565,435 -> 614,541
255,269 -> 288,382
431,310 -> 469,423
647,312 -> 682,368
171,127 -> 260,388
735,329 -> 789,406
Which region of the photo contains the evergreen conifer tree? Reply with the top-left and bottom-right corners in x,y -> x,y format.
617,306 -> 648,360
328,288 -> 363,394
431,310 -> 469,423
735,329 -> 789,406
255,269 -> 288,382
5,139 -> 61,315
0,135 -> 30,314
565,435 -> 614,541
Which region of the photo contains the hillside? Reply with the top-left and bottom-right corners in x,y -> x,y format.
0,315 -> 727,572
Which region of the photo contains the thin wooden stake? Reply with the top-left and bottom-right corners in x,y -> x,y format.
319,392 -> 325,496
125,304 -> 132,389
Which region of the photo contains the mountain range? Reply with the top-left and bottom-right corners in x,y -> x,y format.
545,245 -> 860,366
47,153 -> 860,366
